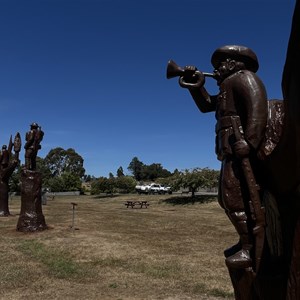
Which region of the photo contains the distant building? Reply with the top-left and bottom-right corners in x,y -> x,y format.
81,182 -> 92,192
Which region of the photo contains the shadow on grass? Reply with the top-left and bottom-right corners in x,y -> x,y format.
162,195 -> 217,205
92,193 -> 122,199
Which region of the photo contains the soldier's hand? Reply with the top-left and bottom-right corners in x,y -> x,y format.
179,66 -> 205,89
184,65 -> 197,78
233,140 -> 250,158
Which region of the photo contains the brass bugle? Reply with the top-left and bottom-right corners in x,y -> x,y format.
166,59 -> 215,79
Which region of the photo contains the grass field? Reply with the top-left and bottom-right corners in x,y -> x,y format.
0,194 -> 236,300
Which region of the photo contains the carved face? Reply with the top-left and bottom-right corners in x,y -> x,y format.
214,58 -> 236,84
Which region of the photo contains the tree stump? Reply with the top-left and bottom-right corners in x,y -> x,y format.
17,169 -> 47,232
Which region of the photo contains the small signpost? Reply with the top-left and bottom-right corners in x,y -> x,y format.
70,202 -> 78,231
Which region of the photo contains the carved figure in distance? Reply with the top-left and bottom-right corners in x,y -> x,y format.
24,122 -> 44,170
17,124 -> 47,231
0,145 -> 9,168
0,134 -> 21,216
0,135 -> 21,179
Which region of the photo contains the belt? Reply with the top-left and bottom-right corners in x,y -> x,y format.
215,116 -> 241,133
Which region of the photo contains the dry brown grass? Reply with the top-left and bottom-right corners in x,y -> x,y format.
0,194 -> 236,300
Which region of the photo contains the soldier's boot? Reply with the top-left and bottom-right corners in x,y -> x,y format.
225,212 -> 252,269
224,210 -> 242,258
224,240 -> 242,258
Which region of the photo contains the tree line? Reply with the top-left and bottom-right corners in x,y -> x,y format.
90,157 -> 219,196
9,152 -> 219,196
10,147 -> 85,193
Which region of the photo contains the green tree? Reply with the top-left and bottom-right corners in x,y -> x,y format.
173,168 -> 180,175
171,168 -> 219,197
43,147 -> 85,192
91,175 -> 136,195
83,174 -> 96,182
36,156 -> 52,186
9,165 -> 21,194
91,177 -> 115,195
9,149 -> 86,193
61,172 -> 82,191
115,176 -> 136,193
156,175 -> 173,187
142,163 -> 171,181
128,157 -> 172,181
117,166 -> 124,177
44,147 -> 85,178
201,168 -> 219,191
47,176 -> 65,192
127,157 -> 144,181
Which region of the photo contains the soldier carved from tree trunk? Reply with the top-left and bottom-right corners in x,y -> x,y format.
167,2 -> 300,297
17,122 -> 47,232
24,122 -> 44,171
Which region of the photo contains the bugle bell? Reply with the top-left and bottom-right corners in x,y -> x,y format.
166,59 -> 215,79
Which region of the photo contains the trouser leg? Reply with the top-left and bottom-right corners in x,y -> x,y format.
220,158 -> 252,269
225,211 -> 252,269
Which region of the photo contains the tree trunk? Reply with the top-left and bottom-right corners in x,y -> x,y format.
191,189 -> 195,197
17,169 -> 47,232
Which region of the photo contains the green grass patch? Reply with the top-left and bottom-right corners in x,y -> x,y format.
92,256 -> 181,279
192,282 -> 206,294
0,264 -> 29,285
18,240 -> 89,279
191,282 -> 234,298
209,288 -> 234,298
91,257 -> 129,268
133,261 -> 181,279
163,195 -> 217,205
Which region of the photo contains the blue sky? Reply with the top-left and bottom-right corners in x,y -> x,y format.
0,0 -> 295,177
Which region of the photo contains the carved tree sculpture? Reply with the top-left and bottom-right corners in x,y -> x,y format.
17,123 -> 47,232
167,2 -> 300,298
0,133 -> 21,216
